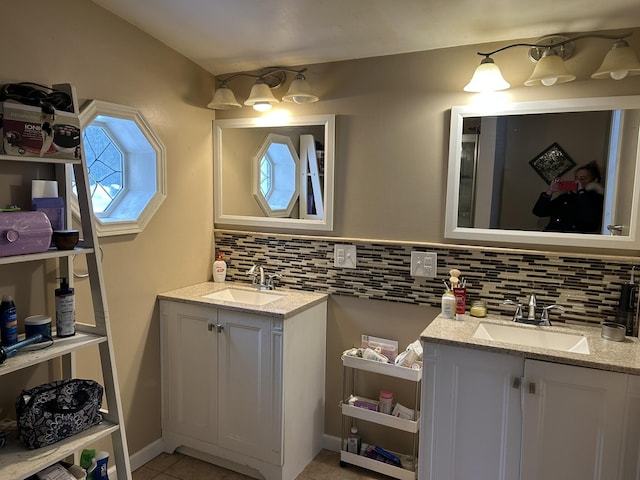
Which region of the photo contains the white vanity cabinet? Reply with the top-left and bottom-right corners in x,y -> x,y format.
420,343 -> 523,480
520,359 -> 627,480
159,295 -> 327,480
622,374 -> 640,480
421,342 -> 632,480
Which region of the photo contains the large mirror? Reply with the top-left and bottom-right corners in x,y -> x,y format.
214,114 -> 335,230
446,96 -> 640,250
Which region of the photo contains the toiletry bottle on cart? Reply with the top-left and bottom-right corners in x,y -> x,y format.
0,295 -> 18,346
379,390 -> 394,414
55,277 -> 75,337
347,426 -> 361,454
213,252 -> 227,282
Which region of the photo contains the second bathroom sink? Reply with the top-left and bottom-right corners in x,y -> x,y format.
473,321 -> 590,354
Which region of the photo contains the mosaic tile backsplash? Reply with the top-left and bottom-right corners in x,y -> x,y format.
214,230 -> 640,327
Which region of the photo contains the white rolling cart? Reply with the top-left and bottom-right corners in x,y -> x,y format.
339,352 -> 420,480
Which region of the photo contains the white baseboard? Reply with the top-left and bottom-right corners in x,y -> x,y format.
111,435 -> 341,479
129,437 -> 166,472
322,433 -> 341,453
105,437 -> 164,479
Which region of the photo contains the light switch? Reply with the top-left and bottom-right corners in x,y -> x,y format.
410,251 -> 437,277
334,244 -> 357,268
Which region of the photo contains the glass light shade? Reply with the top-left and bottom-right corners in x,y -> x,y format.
207,85 -> 241,110
282,76 -> 319,103
591,40 -> 640,80
464,57 -> 510,93
244,82 -> 279,110
524,50 -> 576,86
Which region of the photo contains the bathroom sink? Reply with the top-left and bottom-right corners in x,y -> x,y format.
201,288 -> 284,306
472,322 -> 590,354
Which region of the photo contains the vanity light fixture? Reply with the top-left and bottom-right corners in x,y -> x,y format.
207,66 -> 319,111
465,32 -> 640,93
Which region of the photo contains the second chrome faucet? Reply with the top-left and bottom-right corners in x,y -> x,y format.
503,293 -> 564,326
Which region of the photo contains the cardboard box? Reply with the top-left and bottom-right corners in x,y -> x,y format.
0,101 -> 81,160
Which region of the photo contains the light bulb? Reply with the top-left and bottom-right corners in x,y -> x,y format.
253,102 -> 272,112
541,77 -> 558,86
610,70 -> 628,80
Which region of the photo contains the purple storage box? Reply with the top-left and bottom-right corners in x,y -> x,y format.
32,197 -> 64,231
0,211 -> 53,257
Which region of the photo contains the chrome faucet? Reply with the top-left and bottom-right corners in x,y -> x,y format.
247,264 -> 282,290
527,293 -> 537,321
247,264 -> 265,289
503,296 -> 564,326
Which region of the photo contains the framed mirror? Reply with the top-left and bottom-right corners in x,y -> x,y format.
214,114 -> 335,230
445,96 -> 640,250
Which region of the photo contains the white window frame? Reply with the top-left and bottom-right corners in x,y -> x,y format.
76,100 -> 167,237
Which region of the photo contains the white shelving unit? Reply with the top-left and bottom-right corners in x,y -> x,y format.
340,353 -> 420,480
0,83 -> 131,479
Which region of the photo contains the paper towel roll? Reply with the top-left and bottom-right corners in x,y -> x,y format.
31,180 -> 58,199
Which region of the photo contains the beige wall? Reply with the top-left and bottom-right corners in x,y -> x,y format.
3,0 -> 640,465
1,0 -> 215,456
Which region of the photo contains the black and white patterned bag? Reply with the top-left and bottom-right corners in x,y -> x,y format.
16,379 -> 103,449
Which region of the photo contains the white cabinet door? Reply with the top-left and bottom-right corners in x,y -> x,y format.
521,359 -> 628,480
217,309 -> 281,464
623,374 -> 640,480
161,301 -> 218,445
421,343 -> 524,480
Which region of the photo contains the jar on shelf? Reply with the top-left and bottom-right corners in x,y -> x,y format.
378,390 -> 393,415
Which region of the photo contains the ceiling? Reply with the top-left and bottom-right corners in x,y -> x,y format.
92,0 -> 640,76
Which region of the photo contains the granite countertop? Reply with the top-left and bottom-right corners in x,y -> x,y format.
157,281 -> 328,319
421,314 -> 640,375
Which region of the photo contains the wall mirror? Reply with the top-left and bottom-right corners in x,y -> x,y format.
446,96 -> 640,250
214,114 -> 335,230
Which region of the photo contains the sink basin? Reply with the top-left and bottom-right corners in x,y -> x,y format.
473,322 -> 590,354
201,288 -> 284,306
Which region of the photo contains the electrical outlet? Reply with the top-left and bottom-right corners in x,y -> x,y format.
410,251 -> 437,277
334,244 -> 357,268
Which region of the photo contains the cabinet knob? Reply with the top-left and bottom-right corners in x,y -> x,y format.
528,382 -> 536,395
207,322 -> 214,332
216,324 -> 224,333
512,377 -> 522,389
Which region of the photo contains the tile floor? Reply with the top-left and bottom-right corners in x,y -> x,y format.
133,449 -> 392,480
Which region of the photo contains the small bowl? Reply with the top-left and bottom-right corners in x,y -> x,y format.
601,322 -> 626,342
52,229 -> 79,250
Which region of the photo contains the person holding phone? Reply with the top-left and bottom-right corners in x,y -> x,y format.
532,161 -> 604,233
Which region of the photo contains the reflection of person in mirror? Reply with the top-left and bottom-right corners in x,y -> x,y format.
532,161 -> 604,233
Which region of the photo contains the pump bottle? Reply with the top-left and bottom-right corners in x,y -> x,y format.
55,277 -> 75,337
213,252 -> 227,282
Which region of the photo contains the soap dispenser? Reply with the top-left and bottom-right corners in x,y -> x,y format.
213,253 -> 227,283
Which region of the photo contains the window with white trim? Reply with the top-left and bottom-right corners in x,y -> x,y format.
76,100 -> 166,236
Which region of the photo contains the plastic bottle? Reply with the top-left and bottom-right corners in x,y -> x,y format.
213,252 -> 227,283
379,390 -> 393,414
94,450 -> 110,480
55,277 -> 75,337
347,426 -> 360,454
441,290 -> 455,319
0,295 -> 18,346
